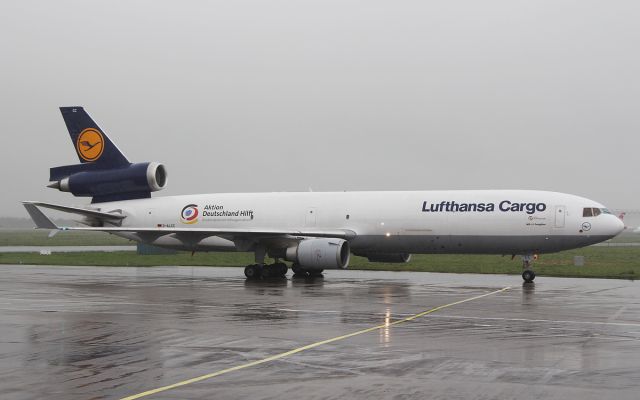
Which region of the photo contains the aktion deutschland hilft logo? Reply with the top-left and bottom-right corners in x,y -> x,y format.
180,204 -> 199,224
76,128 -> 105,162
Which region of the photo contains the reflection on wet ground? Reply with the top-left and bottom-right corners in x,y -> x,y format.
1,265 -> 640,399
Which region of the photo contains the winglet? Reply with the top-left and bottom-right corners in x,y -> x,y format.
22,202 -> 59,230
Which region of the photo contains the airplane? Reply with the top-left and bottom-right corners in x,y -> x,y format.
23,107 -> 625,283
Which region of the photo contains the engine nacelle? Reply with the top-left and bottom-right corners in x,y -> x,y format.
52,162 -> 167,201
285,238 -> 350,270
365,253 -> 412,263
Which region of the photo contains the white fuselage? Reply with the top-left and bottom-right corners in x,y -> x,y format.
96,190 -> 623,255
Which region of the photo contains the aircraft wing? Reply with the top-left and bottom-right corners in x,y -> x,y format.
22,202 -> 356,240
55,226 -> 355,239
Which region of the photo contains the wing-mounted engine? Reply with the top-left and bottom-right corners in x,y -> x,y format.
49,162 -> 167,203
285,238 -> 350,270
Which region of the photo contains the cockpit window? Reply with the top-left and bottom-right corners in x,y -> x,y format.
583,207 -> 607,217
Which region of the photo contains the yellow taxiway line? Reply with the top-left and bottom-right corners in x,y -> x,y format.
121,286 -> 511,400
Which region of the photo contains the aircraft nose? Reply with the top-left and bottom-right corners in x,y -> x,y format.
608,215 -> 625,237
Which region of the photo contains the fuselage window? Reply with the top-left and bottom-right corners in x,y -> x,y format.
583,208 -> 593,217
592,208 -> 602,217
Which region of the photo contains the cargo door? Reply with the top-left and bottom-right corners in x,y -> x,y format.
554,205 -> 566,228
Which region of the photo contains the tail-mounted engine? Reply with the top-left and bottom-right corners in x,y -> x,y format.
48,162 -> 167,203
48,106 -> 168,203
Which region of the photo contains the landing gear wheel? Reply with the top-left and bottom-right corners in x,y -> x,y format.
272,262 -> 288,277
522,270 -> 535,283
291,263 -> 306,276
244,264 -> 262,280
309,269 -> 324,277
244,265 -> 256,279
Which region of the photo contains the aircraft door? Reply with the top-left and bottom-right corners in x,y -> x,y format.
554,205 -> 566,228
305,207 -> 317,227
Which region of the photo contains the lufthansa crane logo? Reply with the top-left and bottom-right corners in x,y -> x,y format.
76,128 -> 105,162
180,204 -> 199,224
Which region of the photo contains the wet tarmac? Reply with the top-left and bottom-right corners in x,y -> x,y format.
1,265 -> 639,400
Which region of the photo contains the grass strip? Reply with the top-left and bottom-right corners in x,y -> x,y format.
1,246 -> 638,280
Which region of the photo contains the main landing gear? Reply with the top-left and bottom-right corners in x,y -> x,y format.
291,263 -> 324,278
521,254 -> 536,283
244,262 -> 288,279
243,244 -> 288,280
243,244 -> 323,280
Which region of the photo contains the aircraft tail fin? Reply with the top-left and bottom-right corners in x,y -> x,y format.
59,107 -> 130,168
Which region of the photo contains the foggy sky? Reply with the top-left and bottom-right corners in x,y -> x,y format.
1,0 -> 639,217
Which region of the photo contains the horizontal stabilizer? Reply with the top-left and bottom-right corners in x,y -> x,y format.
22,201 -> 126,223
23,203 -> 58,229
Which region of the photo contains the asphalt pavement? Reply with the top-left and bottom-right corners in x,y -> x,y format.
1,265 -> 639,400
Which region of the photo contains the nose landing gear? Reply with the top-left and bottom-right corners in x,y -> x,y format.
522,269 -> 536,283
521,254 -> 536,283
